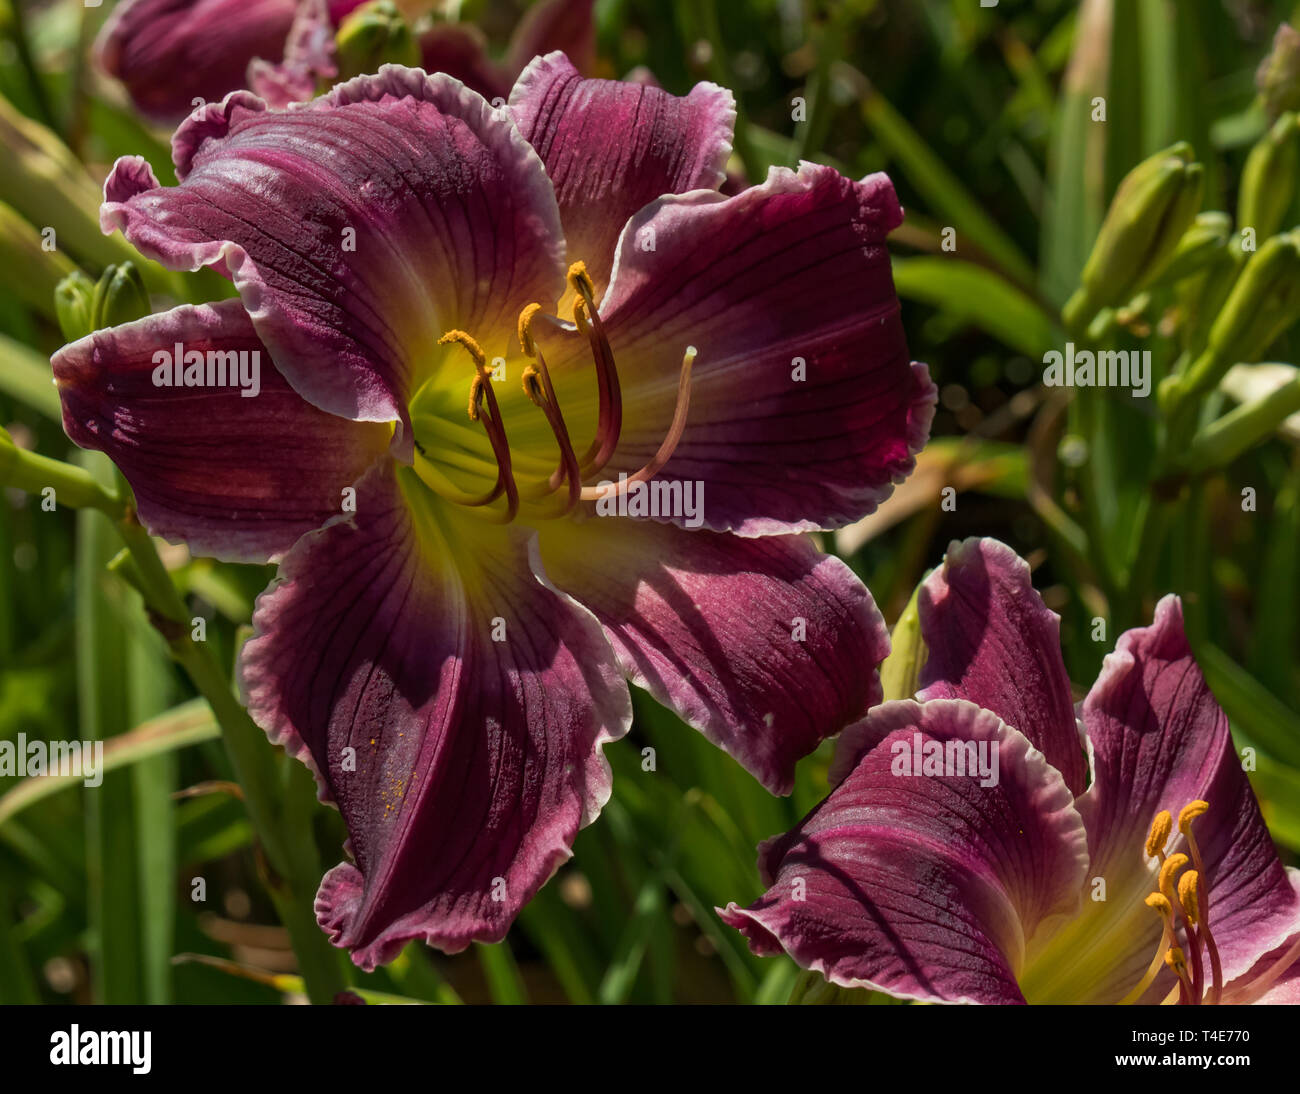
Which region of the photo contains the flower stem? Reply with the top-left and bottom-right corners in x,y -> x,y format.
111,515 -> 349,1002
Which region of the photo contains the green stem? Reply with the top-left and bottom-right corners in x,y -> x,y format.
111,516 -> 348,1002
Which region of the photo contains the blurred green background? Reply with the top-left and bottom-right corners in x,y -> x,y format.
1,0 -> 1299,1004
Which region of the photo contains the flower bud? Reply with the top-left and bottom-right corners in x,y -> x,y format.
878,581 -> 926,703
1207,229 -> 1300,368
91,262 -> 151,330
336,1 -> 420,80
1238,113 -> 1300,245
1139,211 -> 1231,290
1257,23 -> 1300,122
54,270 -> 96,342
1078,144 -> 1204,311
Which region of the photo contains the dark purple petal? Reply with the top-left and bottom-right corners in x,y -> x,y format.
909,537 -> 1086,795
537,519 -> 888,795
540,163 -> 934,535
509,51 -> 734,294
1078,596 -> 1300,992
720,699 -> 1089,1004
240,463 -> 630,968
506,1 -> 596,83
417,24 -> 512,102
100,67 -> 567,455
52,299 -> 388,563
97,0 -> 365,121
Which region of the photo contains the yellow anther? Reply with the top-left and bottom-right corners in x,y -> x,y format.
517,303 -> 542,357
520,364 -> 544,406
1178,871 -> 1200,925
1158,852 -> 1189,902
1178,800 -> 1209,835
1145,810 -> 1173,858
438,329 -> 488,372
1145,892 -> 1172,919
1164,946 -> 1186,973
567,260 -> 595,302
467,373 -> 485,421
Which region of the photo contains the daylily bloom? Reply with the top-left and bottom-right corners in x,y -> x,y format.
722,538 -> 1300,1004
417,0 -> 597,104
96,0 -> 594,121
52,56 -> 934,967
97,0 -> 368,120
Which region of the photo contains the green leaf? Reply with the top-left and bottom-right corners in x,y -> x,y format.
891,256 -> 1059,357
0,698 -> 218,826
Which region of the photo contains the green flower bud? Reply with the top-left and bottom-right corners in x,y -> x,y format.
91,262 -> 151,330
1078,144 -> 1204,310
336,1 -> 420,80
878,580 -> 927,703
54,269 -> 96,342
1140,211 -> 1232,291
1173,230 -> 1300,403
1257,23 -> 1300,122
1238,112 -> 1300,245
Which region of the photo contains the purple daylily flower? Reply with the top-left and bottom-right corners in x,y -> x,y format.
97,0 -> 368,121
52,56 -> 935,967
722,537 -> 1300,1004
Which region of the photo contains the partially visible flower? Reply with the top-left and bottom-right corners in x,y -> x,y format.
722,538 -> 1300,1004
54,57 -> 933,966
417,0 -> 597,104
97,0 -> 368,121
1258,23 -> 1300,121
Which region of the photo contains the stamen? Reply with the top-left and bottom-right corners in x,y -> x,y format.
580,346 -> 696,503
1118,893 -> 1177,1005
437,329 -> 518,523
517,304 -> 582,514
1146,811 -> 1173,859
1159,850 -> 1204,1004
569,277 -> 623,472
1165,947 -> 1194,1005
1179,800 -> 1223,1005
1178,871 -> 1199,925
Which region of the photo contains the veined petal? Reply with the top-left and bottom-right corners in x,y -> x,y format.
537,518 -> 888,795
239,462 -> 630,968
509,51 -> 734,295
100,66 -> 567,452
1071,597 -> 1300,997
720,699 -> 1090,1004
1221,870 -> 1300,1003
912,538 -> 1086,795
540,163 -> 934,535
51,299 -> 388,563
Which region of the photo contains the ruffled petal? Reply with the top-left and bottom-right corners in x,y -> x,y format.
51,299 -> 388,563
100,67 -> 567,452
912,537 -> 1086,795
509,51 -> 734,293
720,699 -> 1090,1004
239,462 -> 631,968
537,163 -> 934,535
537,518 -> 888,795
1072,597 -> 1300,996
